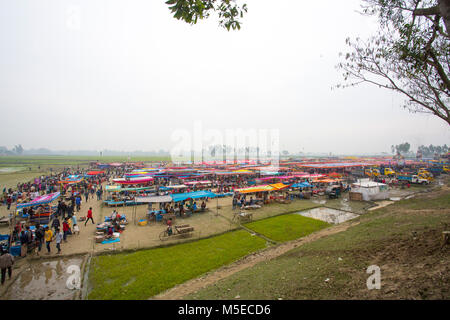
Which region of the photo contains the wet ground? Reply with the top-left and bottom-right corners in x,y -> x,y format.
0,167 -> 25,173
2,257 -> 83,300
311,195 -> 370,214
297,207 -> 359,224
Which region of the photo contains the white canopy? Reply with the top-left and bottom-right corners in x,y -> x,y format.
135,195 -> 173,203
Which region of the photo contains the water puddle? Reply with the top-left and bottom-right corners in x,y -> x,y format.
3,257 -> 82,300
297,207 -> 359,224
0,167 -> 25,173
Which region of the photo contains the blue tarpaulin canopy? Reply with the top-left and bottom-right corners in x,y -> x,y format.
290,182 -> 312,188
171,191 -> 217,202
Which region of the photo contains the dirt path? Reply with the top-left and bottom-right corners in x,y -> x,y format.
152,220 -> 360,300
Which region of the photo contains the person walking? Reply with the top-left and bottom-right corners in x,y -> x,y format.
54,228 -> 63,254
85,207 -> 94,226
0,248 -> 14,285
75,196 -> 81,212
35,224 -> 44,255
62,219 -> 70,242
71,213 -> 77,230
51,216 -> 60,232
6,196 -> 12,210
44,227 -> 53,254
19,229 -> 29,257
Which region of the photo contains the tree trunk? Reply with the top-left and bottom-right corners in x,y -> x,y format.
440,0 -> 450,36
414,0 -> 450,36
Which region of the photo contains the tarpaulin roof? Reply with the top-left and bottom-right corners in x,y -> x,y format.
86,171 -> 105,176
105,185 -> 121,192
290,182 -> 312,188
59,175 -> 83,184
105,185 -> 154,192
112,177 -> 154,185
300,162 -> 374,168
291,174 -> 326,179
135,195 -> 173,203
269,183 -> 289,190
313,178 -> 342,183
171,191 -> 217,202
326,172 -> 343,177
257,176 -> 293,181
235,185 -> 274,194
164,184 -> 188,189
185,180 -> 212,185
17,192 -> 60,209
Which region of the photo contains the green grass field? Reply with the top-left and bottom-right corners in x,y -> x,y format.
88,230 -> 267,300
244,214 -> 330,242
0,155 -> 170,189
0,155 -> 170,167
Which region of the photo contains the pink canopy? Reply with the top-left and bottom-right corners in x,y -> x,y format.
256,176 -> 294,181
185,180 -> 212,185
17,192 -> 60,209
112,177 -> 154,185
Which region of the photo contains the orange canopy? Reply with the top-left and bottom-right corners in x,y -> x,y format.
269,183 -> 289,190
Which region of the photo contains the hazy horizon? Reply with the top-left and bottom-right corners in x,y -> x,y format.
1,0 -> 449,154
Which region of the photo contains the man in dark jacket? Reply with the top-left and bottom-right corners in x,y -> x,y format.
51,217 -> 60,232
35,224 -> 44,255
0,248 -> 14,285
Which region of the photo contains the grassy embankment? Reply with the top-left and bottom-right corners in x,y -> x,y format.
188,187 -> 450,300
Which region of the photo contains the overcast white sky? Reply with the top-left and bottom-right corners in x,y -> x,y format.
0,0 -> 448,155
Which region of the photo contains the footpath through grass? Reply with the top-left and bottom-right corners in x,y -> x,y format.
88,230 -> 267,300
245,214 -> 330,242
188,188 -> 450,300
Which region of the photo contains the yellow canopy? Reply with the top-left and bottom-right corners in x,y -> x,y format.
235,185 -> 274,194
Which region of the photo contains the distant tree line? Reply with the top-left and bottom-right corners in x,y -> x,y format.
390,142 -> 449,157
0,144 -> 24,155
417,144 -> 449,157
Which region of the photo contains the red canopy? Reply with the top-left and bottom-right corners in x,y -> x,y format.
86,171 -> 105,176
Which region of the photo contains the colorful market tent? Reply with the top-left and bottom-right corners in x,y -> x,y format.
134,195 -> 173,203
86,170 -> 105,176
256,176 -> 293,181
105,185 -> 121,192
326,172 -> 343,178
171,191 -> 217,202
313,178 -> 342,183
235,185 -> 275,194
291,174 -> 326,179
185,180 -> 212,185
112,177 -> 154,185
105,185 -> 154,192
291,182 -> 312,188
59,175 -> 83,184
268,183 -> 289,190
164,184 -> 188,189
17,192 -> 60,209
